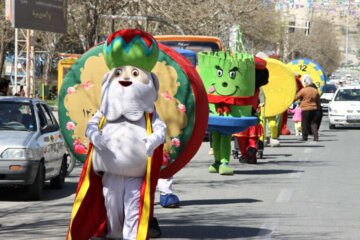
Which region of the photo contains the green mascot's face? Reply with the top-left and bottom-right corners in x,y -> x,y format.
197,51 -> 255,117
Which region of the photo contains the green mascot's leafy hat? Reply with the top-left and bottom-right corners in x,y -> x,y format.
103,29 -> 159,71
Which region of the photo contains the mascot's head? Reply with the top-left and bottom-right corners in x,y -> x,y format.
101,29 -> 160,122
197,51 -> 255,97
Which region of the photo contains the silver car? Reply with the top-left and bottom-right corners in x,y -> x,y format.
0,97 -> 68,200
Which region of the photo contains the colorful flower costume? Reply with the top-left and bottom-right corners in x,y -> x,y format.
197,51 -> 260,175
233,57 -> 269,164
67,29 -> 166,240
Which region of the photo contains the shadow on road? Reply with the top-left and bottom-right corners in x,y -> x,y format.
262,153 -> 292,158
0,219 -> 68,238
160,225 -> 272,239
277,144 -> 325,148
234,169 -> 304,175
179,198 -> 262,206
0,181 -> 77,201
257,160 -> 328,166
322,127 -> 360,132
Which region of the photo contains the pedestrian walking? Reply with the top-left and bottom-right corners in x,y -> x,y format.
294,74 -> 320,141
308,83 -> 323,131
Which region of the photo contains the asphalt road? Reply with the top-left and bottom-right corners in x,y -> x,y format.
1,114 -> 359,239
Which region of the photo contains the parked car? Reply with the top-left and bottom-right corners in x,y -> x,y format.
328,86 -> 360,129
320,84 -> 337,110
0,97 -> 68,200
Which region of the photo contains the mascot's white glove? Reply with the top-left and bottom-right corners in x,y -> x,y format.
90,133 -> 107,151
145,138 -> 155,157
86,110 -> 107,151
144,111 -> 166,157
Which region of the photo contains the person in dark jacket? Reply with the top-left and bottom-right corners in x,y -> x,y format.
309,83 -> 323,131
294,74 -> 320,141
0,78 -> 10,96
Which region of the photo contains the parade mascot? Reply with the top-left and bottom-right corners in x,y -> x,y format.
61,29 -> 208,240
232,57 -> 269,164
260,58 -> 296,147
66,30 -> 166,240
277,73 -> 304,136
197,51 -> 262,175
278,72 -> 304,137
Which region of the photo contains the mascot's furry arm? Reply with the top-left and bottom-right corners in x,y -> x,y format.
145,111 -> 166,156
86,110 -> 107,151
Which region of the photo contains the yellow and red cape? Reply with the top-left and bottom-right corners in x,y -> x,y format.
66,113 -> 163,240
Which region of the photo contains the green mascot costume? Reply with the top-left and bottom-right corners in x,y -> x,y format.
197,51 -> 258,175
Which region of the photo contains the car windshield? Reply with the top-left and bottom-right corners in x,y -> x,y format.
334,88 -> 360,101
322,84 -> 337,93
0,102 -> 36,131
159,41 -> 220,52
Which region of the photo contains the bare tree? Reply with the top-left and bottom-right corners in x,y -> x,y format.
1,0 -> 341,86
286,18 -> 341,75
36,31 -> 63,86
67,0 -> 130,51
0,1 -> 14,76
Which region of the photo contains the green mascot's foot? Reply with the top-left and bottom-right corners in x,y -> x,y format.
219,163 -> 233,175
209,162 -> 220,173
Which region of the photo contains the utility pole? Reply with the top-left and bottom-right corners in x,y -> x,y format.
30,31 -> 35,98
14,28 -> 18,95
13,29 -> 32,96
25,30 -> 30,97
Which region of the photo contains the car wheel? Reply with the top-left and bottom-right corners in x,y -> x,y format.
329,123 -> 336,129
50,156 -> 66,189
66,153 -> 76,176
27,161 -> 45,200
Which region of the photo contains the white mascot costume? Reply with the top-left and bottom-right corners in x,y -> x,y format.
86,66 -> 166,239
66,29 -> 166,240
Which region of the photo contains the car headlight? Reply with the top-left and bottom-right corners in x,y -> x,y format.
1,148 -> 34,160
328,106 -> 338,114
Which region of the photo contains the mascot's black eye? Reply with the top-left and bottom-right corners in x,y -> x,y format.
217,69 -> 223,77
115,69 -> 122,76
132,69 -> 140,77
229,71 -> 236,79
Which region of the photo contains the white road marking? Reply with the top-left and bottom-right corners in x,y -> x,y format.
298,156 -> 309,162
276,189 -> 294,203
289,172 -> 303,178
304,148 -> 313,154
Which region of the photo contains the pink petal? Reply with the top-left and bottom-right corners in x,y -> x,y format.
177,104 -> 186,113
161,91 -> 173,101
81,81 -> 94,90
66,121 -> 76,130
171,138 -> 181,148
74,144 -> 87,154
67,87 -> 76,95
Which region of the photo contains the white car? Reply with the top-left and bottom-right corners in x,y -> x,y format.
328,86 -> 360,129
320,84 -> 337,110
0,97 -> 69,200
